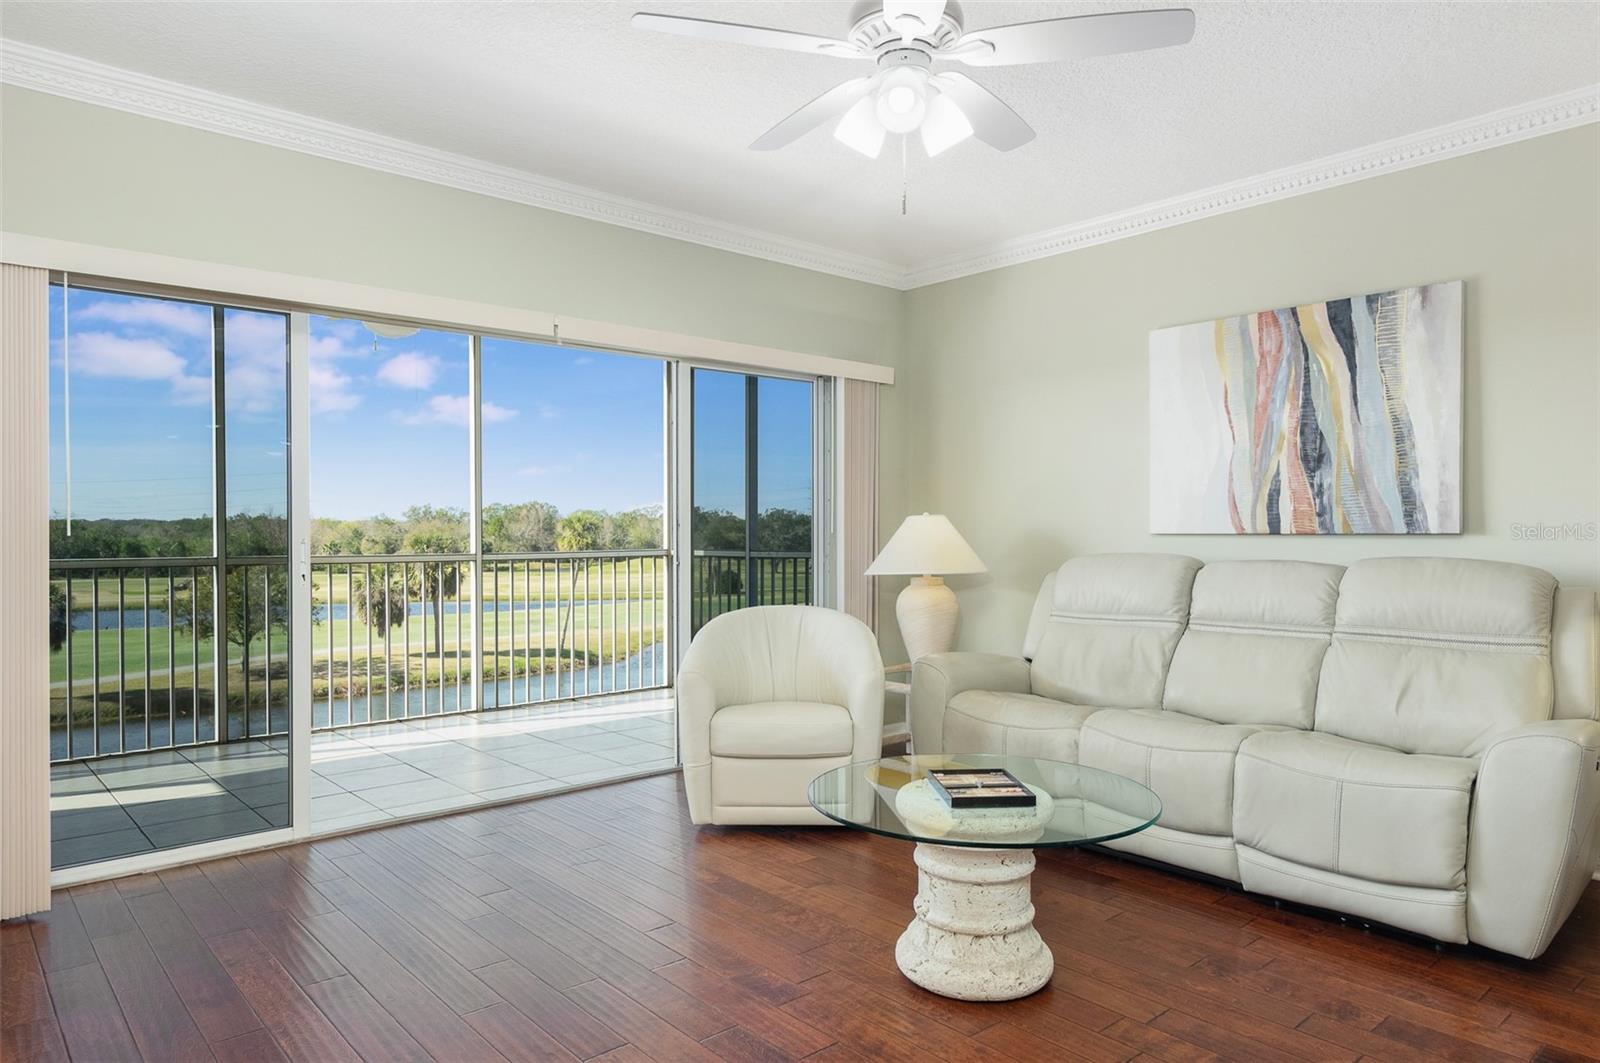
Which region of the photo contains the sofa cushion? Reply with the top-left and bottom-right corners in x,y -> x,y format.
1163,561 -> 1342,728
710,702 -> 853,758
945,690 -> 1097,761
1028,554 -> 1202,711
1234,730 -> 1477,890
1080,709 -> 1271,836
1315,558 -> 1556,756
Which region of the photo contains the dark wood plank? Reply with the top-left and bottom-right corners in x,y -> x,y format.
473,961 -> 627,1059
302,974 -> 436,1063
9,774 -> 1599,1063
90,928 -> 214,1062
209,1028 -> 290,1063
124,890 -> 264,1043
1,1017 -> 70,1063
562,977 -> 724,1062
238,909 -> 346,986
2,924 -> 53,1029
41,961 -> 141,1063
299,909 -> 510,1062
314,874 -> 502,1014
25,894 -> 98,972
461,1001 -> 582,1063
208,929 -> 360,1062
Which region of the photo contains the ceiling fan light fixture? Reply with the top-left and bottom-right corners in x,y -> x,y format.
874,66 -> 928,133
834,96 -> 887,157
920,91 -> 974,156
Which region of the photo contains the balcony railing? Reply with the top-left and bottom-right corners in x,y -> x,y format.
310,551 -> 669,730
690,551 -> 812,633
49,557 -> 289,762
50,548 -> 814,762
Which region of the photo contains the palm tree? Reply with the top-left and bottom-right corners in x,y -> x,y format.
555,511 -> 603,667
404,530 -> 466,656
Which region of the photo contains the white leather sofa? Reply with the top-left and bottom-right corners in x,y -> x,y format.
679,605 -> 884,826
910,554 -> 1600,959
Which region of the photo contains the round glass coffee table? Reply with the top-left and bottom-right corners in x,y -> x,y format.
808,754 -> 1161,1002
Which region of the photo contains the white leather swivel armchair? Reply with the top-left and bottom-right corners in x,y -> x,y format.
679,606 -> 884,826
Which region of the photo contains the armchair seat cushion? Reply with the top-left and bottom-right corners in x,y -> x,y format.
1235,730 -> 1477,890
710,701 -> 854,759
945,690 -> 1098,761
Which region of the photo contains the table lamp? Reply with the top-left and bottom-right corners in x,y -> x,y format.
866,513 -> 987,660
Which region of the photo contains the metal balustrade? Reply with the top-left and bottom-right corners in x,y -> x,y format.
49,558 -> 289,762
50,548 -> 815,761
309,550 -> 671,730
690,551 -> 813,634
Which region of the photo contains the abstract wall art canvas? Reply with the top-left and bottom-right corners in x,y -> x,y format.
1149,281 -> 1462,534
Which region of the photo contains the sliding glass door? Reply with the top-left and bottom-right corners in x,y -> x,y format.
689,368 -> 817,634
47,283 -> 293,869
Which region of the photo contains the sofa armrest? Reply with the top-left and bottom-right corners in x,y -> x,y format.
676,670 -> 719,824
1467,719 -> 1600,958
909,652 -> 1032,755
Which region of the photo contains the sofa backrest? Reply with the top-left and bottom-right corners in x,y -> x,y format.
1026,554 -> 1202,710
1163,560 -> 1344,728
1314,558 -> 1558,757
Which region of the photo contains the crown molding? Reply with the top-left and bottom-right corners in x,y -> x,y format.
0,40 -> 909,289
904,84 -> 1600,289
2,39 -> 1595,293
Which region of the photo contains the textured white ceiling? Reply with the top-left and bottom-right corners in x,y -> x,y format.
3,1 -> 1597,269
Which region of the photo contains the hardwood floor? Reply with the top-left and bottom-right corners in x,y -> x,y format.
5,772 -> 1598,1062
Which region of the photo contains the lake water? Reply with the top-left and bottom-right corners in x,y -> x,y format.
52,640 -> 666,760
68,597 -> 642,631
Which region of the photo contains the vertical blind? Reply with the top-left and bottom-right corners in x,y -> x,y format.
839,379 -> 879,631
1,263 -> 52,918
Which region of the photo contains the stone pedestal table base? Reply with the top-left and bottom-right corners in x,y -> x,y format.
894,842 -> 1053,1001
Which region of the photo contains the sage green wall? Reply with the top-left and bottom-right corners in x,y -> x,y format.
0,85 -> 912,657
903,125 -> 1600,655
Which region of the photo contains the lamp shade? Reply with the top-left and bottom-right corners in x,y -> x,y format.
866,513 -> 987,577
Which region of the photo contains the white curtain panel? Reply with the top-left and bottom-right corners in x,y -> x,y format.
1,263 -> 51,919
839,379 -> 879,631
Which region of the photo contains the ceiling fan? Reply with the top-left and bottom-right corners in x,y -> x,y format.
632,1 -> 1195,159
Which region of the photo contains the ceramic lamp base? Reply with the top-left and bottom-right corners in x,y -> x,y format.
896,575 -> 959,661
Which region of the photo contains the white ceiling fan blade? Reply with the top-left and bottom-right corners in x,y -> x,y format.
751,77 -> 877,151
631,13 -> 864,57
950,8 -> 1195,67
882,0 -> 947,41
930,72 -> 1034,151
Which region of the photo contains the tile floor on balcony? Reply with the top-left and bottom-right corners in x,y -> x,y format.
49,690 -> 677,869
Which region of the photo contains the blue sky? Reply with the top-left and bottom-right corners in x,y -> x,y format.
48,287 -> 811,527
692,370 -> 814,516
48,285 -> 288,526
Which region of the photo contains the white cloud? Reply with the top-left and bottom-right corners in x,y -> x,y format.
401,394 -> 517,427
223,311 -> 288,414
573,355 -> 594,366
309,362 -> 361,413
70,332 -> 212,404
376,351 -> 439,389
75,297 -> 211,338
310,333 -> 364,362
72,333 -> 187,380
482,401 -> 518,423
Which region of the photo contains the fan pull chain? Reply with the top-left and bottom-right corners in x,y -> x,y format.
901,135 -> 908,216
